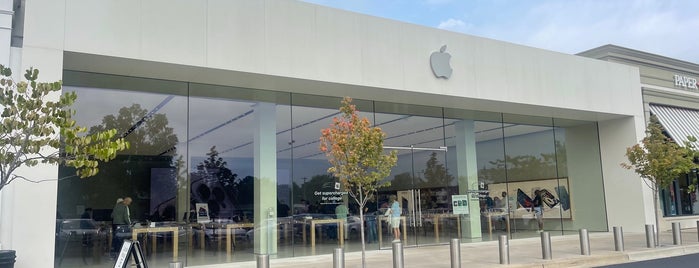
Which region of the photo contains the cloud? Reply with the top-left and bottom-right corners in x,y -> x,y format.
529,1 -> 699,62
452,0 -> 699,63
437,18 -> 471,32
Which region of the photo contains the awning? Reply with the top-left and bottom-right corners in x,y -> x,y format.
649,104 -> 699,148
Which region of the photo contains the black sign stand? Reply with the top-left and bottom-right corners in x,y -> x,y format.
113,239 -> 148,268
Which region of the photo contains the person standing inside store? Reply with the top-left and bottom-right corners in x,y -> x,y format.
388,195 -> 402,242
364,196 -> 378,243
80,208 -> 95,247
532,190 -> 544,232
335,202 -> 349,240
111,197 -> 132,256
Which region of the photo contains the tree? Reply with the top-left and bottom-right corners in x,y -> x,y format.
421,152 -> 454,187
0,66 -> 129,192
320,97 -> 397,268
622,115 -> 698,245
194,146 -> 240,210
88,103 -> 178,156
59,101 -> 178,220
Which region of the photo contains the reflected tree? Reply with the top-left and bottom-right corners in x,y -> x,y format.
195,146 -> 238,198
421,152 -> 454,187
192,146 -> 247,219
89,103 -> 178,156
480,154 -> 558,183
236,175 -> 255,207
389,172 -> 415,191
58,101 -> 178,220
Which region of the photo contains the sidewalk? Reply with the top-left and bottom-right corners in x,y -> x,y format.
211,229 -> 699,268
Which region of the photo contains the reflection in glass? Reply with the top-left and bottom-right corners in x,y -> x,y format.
55,73 -> 609,267
57,84 -> 189,267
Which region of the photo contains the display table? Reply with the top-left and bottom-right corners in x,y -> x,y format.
187,224 -> 206,251
226,223 -> 254,256
432,214 -> 461,243
278,217 -> 293,244
484,210 -> 510,235
377,215 -> 407,246
308,219 -> 344,249
131,226 -> 179,261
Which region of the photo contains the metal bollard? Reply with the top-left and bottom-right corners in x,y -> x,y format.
613,226 -> 624,252
540,231 -> 552,260
450,238 -> 461,268
645,224 -> 655,248
672,222 -> 682,245
257,254 -> 269,268
392,241 -> 404,268
169,261 -> 183,268
696,221 -> 699,242
579,229 -> 590,255
334,247 -> 345,268
498,235 -> 510,265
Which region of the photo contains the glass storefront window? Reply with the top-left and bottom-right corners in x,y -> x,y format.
55,71 -> 610,267
661,170 -> 699,217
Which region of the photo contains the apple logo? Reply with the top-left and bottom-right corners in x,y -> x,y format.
430,45 -> 452,79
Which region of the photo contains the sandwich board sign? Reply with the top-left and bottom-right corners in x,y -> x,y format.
113,239 -> 148,268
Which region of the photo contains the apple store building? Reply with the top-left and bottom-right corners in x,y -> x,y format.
2,1 -> 660,267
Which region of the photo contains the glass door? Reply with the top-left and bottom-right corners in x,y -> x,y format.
379,146 -> 452,248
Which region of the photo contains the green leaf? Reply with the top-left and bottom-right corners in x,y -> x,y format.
0,67 -> 130,192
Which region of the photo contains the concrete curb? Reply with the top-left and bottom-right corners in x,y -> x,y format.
626,243 -> 699,262
196,232 -> 699,268
502,253 -> 629,268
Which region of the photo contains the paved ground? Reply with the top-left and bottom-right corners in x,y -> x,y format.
197,229 -> 699,268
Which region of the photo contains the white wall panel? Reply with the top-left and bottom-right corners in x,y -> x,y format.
22,0 -> 64,50
65,0 -> 140,59
8,45 -> 64,268
359,16 -> 404,89
140,0 -> 206,66
207,0 -> 266,73
264,0 -> 316,79
314,7 -> 362,84
401,25 -> 450,97
598,115 -> 652,232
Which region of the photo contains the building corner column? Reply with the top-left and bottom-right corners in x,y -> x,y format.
455,120 -> 482,239
254,102 -> 278,255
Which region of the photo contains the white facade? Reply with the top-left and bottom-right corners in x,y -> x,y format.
580,45 -> 699,232
0,1 -> 655,267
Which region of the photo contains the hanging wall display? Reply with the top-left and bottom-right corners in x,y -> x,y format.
487,178 -> 572,219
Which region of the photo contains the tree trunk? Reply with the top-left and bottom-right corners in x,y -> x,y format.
359,206 -> 366,268
653,188 -> 660,246
359,188 -> 366,268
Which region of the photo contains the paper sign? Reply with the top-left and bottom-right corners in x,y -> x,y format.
452,195 -> 469,215
196,203 -> 210,223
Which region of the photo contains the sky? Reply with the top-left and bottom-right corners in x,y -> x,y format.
301,0 -> 699,64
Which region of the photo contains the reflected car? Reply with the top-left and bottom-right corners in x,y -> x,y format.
56,218 -> 102,237
201,220 -> 251,242
345,215 -> 364,238
56,218 -> 106,246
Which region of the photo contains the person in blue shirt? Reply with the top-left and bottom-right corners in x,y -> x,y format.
388,195 -> 402,242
